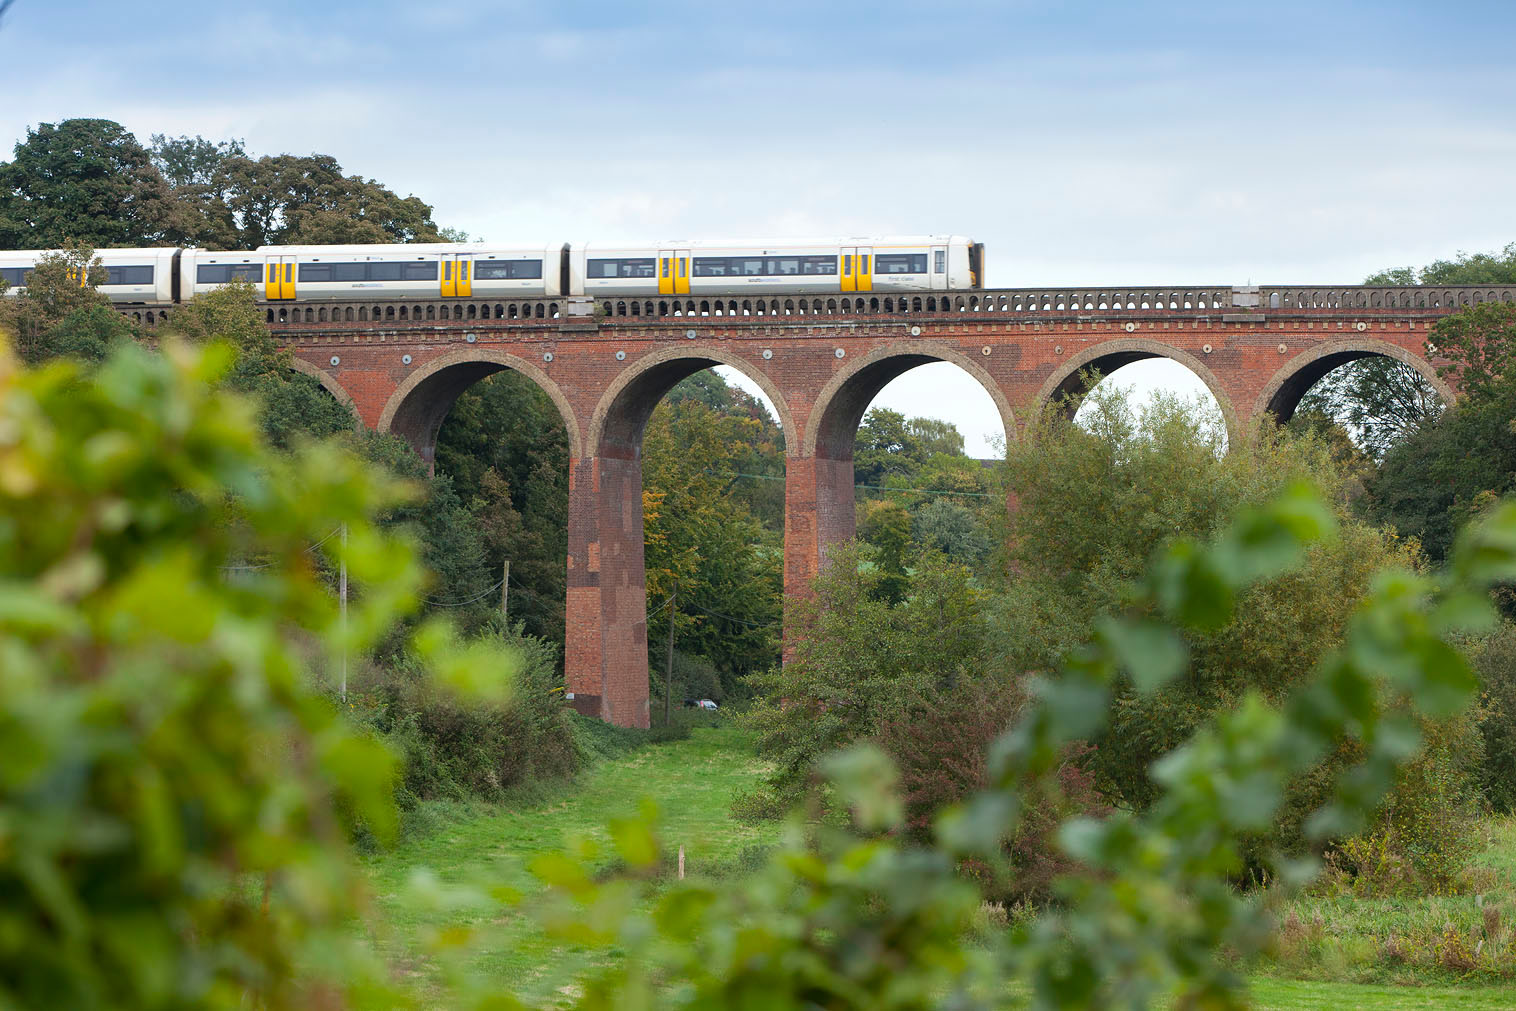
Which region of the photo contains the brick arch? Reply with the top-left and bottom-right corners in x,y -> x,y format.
376,349 -> 583,467
588,346 -> 796,459
1253,338 -> 1454,423
802,341 -> 1017,459
289,357 -> 358,422
1033,337 -> 1239,439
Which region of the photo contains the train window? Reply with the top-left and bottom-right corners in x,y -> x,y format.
197,264 -> 264,283
801,256 -> 838,275
474,260 -> 543,279
104,265 -> 154,285
0,267 -> 29,287
334,263 -> 367,281
588,258 -> 656,279
770,258 -> 801,275
875,254 -> 927,274
692,258 -> 730,276
934,250 -> 946,273
299,263 -> 333,282
369,262 -> 405,282
403,261 -> 440,280
739,258 -> 765,275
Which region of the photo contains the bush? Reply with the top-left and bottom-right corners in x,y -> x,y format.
1471,622 -> 1516,812
876,677 -> 1107,901
352,622 -> 579,807
0,337 -> 496,1007
744,548 -> 987,797
995,388 -> 1482,870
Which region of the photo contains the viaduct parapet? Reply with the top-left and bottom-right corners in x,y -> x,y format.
128,283 -> 1506,727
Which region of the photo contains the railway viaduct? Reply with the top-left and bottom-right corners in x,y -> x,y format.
127,283 -> 1510,727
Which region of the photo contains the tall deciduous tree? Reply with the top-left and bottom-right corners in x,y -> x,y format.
175,149 -> 445,249
0,245 -> 136,365
1294,243 -> 1516,456
641,394 -> 782,692
0,120 -> 185,248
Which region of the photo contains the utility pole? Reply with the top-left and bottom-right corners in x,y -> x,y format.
501,559 -> 510,626
339,524 -> 348,702
664,578 -> 678,728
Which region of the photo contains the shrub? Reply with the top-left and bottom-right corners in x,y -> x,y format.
0,337 -> 509,1007
354,622 -> 579,806
744,547 -> 986,797
877,677 -> 1107,901
1471,622 -> 1516,812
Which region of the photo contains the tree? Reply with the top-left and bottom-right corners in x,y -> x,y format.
1294,243 -> 1516,457
744,545 -> 987,796
854,407 -> 920,488
641,395 -> 782,692
0,246 -> 136,365
1367,242 -> 1516,286
0,119 -> 185,248
859,499 -> 913,604
992,388 -> 1473,864
162,280 -> 354,448
193,152 -> 445,249
911,498 -> 992,567
1427,300 -> 1516,399
1294,357 -> 1443,459
0,334 -> 516,1007
433,370 -> 571,644
1364,301 -> 1516,564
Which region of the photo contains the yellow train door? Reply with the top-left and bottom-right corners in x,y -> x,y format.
855,246 -> 873,292
658,249 -> 690,295
441,257 -> 455,297
674,249 -> 689,294
456,256 -> 472,297
265,257 -> 296,300
841,248 -> 855,292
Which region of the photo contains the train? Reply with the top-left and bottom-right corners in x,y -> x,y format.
0,236 -> 984,305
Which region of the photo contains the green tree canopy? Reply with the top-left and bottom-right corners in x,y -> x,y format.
0,245 -> 136,365
0,119 -> 185,248
150,134 -> 446,248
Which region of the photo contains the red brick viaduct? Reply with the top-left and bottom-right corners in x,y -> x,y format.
125,283 -> 1510,727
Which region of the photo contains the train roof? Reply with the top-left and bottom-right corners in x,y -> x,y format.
577,235 -> 974,248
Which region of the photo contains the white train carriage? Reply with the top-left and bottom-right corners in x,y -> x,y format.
181,243 -> 566,302
573,235 -> 982,298
0,247 -> 177,304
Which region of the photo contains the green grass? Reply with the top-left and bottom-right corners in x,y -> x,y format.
361,726 -> 1516,1007
360,725 -> 779,1004
1250,978 -> 1516,1009
1259,818 -> 1516,986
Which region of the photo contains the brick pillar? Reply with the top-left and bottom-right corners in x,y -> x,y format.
782,452 -> 856,658
564,453 -> 650,728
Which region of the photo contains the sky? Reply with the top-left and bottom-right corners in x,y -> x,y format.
3,0 -> 1514,454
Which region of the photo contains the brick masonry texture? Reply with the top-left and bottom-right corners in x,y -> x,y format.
271,297 -> 1472,728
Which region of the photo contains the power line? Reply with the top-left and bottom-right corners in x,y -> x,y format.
685,601 -> 778,629
425,576 -> 506,608
700,468 -> 1002,499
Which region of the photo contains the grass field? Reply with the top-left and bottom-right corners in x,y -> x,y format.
360,725 -> 780,1004
361,725 -> 1516,1008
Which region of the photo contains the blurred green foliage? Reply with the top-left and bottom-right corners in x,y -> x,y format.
0,335 -> 515,1008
